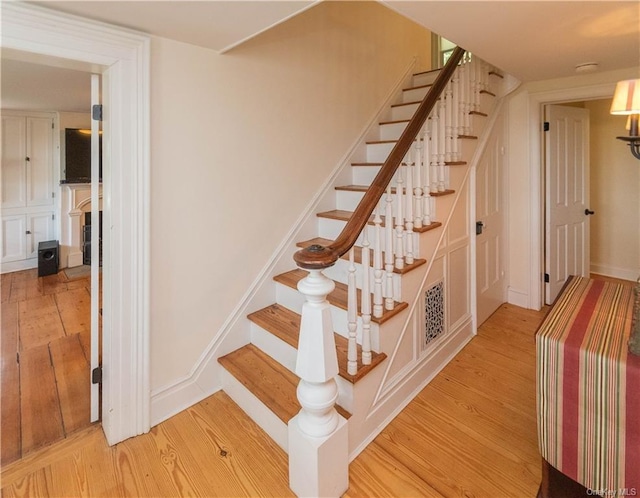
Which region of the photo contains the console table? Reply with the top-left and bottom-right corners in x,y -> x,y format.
536,276 -> 639,496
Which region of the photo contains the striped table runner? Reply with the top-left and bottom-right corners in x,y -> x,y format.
536,276 -> 640,491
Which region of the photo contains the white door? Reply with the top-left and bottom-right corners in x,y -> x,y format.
476,112 -> 507,325
545,104 -> 590,304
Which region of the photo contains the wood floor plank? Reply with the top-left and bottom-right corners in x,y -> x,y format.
18,295 -> 65,352
54,288 -> 90,336
1,301 -> 21,466
1,273 -> 12,303
49,334 -> 91,435
9,274 -> 42,303
19,344 -> 65,455
0,304 -> 548,497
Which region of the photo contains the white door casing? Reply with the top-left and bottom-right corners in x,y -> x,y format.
545,104 -> 590,304
476,111 -> 507,325
1,3 -> 151,444
90,73 -> 101,422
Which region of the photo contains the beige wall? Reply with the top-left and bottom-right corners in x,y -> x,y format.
149,1 -> 431,390
585,99 -> 640,280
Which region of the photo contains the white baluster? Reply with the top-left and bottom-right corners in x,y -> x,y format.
430,111 -> 439,194
422,123 -> 432,225
438,99 -> 446,192
347,248 -> 357,376
404,154 -> 414,265
384,184 -> 394,310
361,227 -> 371,366
452,68 -> 461,161
463,55 -> 472,135
372,207 -> 384,319
395,166 -> 405,269
414,133 -> 423,229
295,270 -> 339,438
445,80 -> 453,163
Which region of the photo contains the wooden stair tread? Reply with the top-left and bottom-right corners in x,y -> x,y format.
413,68 -> 440,77
379,119 -> 410,126
296,237 -> 426,275
274,269 -> 408,324
368,135 -> 476,145
480,89 -> 496,96
351,161 -> 466,167
402,83 -> 433,92
489,70 -> 504,78
335,184 -> 455,198
247,304 -> 387,384
390,100 -> 421,108
317,209 -> 442,234
470,111 -> 488,117
219,344 -> 351,422
459,135 -> 478,139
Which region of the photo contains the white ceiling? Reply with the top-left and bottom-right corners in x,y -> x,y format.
382,1 -> 640,82
2,1 -> 639,113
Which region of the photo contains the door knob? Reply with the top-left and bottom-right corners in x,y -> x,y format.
25,230 -> 32,235
476,221 -> 484,235
585,209 -> 595,216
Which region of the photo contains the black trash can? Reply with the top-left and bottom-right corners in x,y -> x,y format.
38,240 -> 59,277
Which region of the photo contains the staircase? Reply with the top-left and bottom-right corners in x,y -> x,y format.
218,51 -> 507,496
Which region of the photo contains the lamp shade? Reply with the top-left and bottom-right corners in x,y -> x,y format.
610,79 -> 640,115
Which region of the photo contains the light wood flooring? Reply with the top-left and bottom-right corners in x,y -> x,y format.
1,268 -> 94,467
1,302 -> 548,497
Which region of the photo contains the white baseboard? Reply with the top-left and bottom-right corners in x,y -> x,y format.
68,251 -> 84,268
591,263 -> 639,283
1,259 -> 37,274
507,286 -> 530,309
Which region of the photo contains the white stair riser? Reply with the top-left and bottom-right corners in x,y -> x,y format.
352,165 -> 380,185
402,85 -> 433,104
412,70 -> 440,87
390,102 -> 419,121
379,121 -> 408,141
220,368 -> 289,452
249,322 -> 355,401
366,142 -> 395,163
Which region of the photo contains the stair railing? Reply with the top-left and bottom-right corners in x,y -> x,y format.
293,46 -> 465,271
287,47 -> 496,497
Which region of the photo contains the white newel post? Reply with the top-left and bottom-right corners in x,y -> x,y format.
289,268 -> 349,498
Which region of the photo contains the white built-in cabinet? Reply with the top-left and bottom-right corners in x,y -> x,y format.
1,112 -> 56,270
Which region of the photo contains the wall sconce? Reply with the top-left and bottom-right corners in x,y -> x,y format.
610,78 -> 640,160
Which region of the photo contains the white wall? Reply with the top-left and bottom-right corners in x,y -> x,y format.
149,2 -> 431,390
586,99 -> 640,280
505,67 -> 640,309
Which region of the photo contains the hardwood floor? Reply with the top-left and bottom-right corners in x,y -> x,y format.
1,302 -> 548,497
1,268 -> 93,467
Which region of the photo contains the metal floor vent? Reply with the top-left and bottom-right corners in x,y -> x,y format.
424,281 -> 445,347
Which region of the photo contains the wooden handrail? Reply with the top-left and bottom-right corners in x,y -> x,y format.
294,46 -> 466,270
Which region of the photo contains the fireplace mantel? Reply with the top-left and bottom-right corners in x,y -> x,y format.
60,183 -> 102,268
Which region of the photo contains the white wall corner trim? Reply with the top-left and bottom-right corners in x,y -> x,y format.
149,57 -> 419,427
2,2 -> 151,445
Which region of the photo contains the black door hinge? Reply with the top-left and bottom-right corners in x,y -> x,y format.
92,366 -> 103,384
544,273 -> 550,283
92,104 -> 103,122
543,121 -> 550,132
